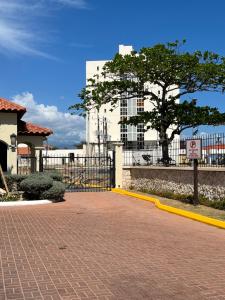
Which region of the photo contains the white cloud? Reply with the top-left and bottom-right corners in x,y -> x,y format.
13,92 -> 85,148
51,0 -> 87,8
0,0 -> 88,58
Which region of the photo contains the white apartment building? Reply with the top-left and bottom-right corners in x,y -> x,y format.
86,45 -> 179,157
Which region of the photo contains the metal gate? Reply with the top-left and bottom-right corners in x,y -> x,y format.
41,155 -> 115,192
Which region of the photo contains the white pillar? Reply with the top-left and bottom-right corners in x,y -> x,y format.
112,142 -> 123,188
35,147 -> 44,172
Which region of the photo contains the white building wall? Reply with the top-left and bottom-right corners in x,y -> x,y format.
42,149 -> 85,166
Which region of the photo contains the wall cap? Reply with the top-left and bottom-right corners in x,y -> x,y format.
123,166 -> 225,172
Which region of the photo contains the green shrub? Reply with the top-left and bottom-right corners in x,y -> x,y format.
5,174 -> 28,191
20,173 -> 53,200
41,181 -> 65,201
199,197 -> 225,210
0,194 -> 19,202
43,171 -> 63,181
134,186 -> 225,211
136,187 -> 194,204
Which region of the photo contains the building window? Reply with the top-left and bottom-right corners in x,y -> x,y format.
137,107 -> 144,114
137,124 -> 144,132
121,133 -> 128,142
120,99 -> 127,107
137,133 -> 144,149
120,124 -> 127,132
120,107 -> 127,115
137,99 -> 144,106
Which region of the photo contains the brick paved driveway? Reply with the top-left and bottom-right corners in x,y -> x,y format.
0,192 -> 225,300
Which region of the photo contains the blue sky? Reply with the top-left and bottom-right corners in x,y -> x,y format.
1,0 -> 225,146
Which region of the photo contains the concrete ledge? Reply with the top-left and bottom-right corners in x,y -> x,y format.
112,188 -> 225,230
0,200 -> 52,207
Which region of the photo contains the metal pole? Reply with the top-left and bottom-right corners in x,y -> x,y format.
193,159 -> 199,205
86,111 -> 90,156
103,117 -> 105,156
97,114 -> 101,156
105,117 -> 108,155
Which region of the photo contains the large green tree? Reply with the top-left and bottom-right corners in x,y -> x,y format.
70,41 -> 225,164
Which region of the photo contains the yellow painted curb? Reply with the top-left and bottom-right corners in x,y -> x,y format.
112,188 -> 225,229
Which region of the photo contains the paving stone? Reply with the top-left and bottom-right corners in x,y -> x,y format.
0,192 -> 225,299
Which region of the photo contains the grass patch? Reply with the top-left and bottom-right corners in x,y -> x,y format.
129,189 -> 225,221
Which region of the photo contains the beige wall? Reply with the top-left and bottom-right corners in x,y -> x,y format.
0,112 -> 46,174
0,112 -> 18,174
17,135 -> 45,148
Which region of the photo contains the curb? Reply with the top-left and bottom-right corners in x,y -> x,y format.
112,188 -> 225,229
0,200 -> 52,207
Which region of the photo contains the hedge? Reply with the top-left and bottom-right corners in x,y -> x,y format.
20,173 -> 53,200
41,181 -> 65,201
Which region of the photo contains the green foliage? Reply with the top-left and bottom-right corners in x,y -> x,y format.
199,197 -> 225,210
19,173 -> 65,201
43,171 -> 63,182
20,173 -> 53,200
0,194 -> 19,202
71,40 -> 225,163
41,181 -> 65,201
5,174 -> 28,191
133,186 -> 225,211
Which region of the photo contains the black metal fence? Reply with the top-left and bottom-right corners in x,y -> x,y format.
18,154 -> 115,192
17,156 -> 37,175
43,155 -> 115,192
123,133 -> 225,167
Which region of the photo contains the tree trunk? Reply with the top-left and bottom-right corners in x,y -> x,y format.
161,140 -> 170,166
159,131 -> 170,166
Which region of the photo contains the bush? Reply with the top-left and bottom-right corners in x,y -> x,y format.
134,186 -> 225,211
5,174 -> 28,191
20,173 -> 53,200
199,197 -> 225,210
41,181 -> 65,201
43,171 -> 63,182
0,194 -> 19,202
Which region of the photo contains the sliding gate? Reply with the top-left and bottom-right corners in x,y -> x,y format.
42,155 -> 115,192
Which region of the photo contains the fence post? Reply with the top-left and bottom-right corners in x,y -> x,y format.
39,150 -> 43,172
34,147 -> 44,172
30,147 -> 36,173
112,142 -> 123,188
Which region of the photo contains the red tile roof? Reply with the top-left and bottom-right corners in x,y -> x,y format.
203,145 -> 225,150
18,120 -> 53,136
0,97 -> 26,116
17,147 -> 31,156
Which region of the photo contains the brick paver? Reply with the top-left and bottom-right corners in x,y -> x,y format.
0,192 -> 225,299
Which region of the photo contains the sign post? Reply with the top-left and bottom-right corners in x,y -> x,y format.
186,139 -> 202,205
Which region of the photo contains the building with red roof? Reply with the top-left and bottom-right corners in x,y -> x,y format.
0,97 -> 52,173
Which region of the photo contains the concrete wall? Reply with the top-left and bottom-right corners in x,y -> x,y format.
122,166 -> 225,189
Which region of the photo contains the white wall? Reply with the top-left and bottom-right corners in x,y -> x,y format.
42,148 -> 85,166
